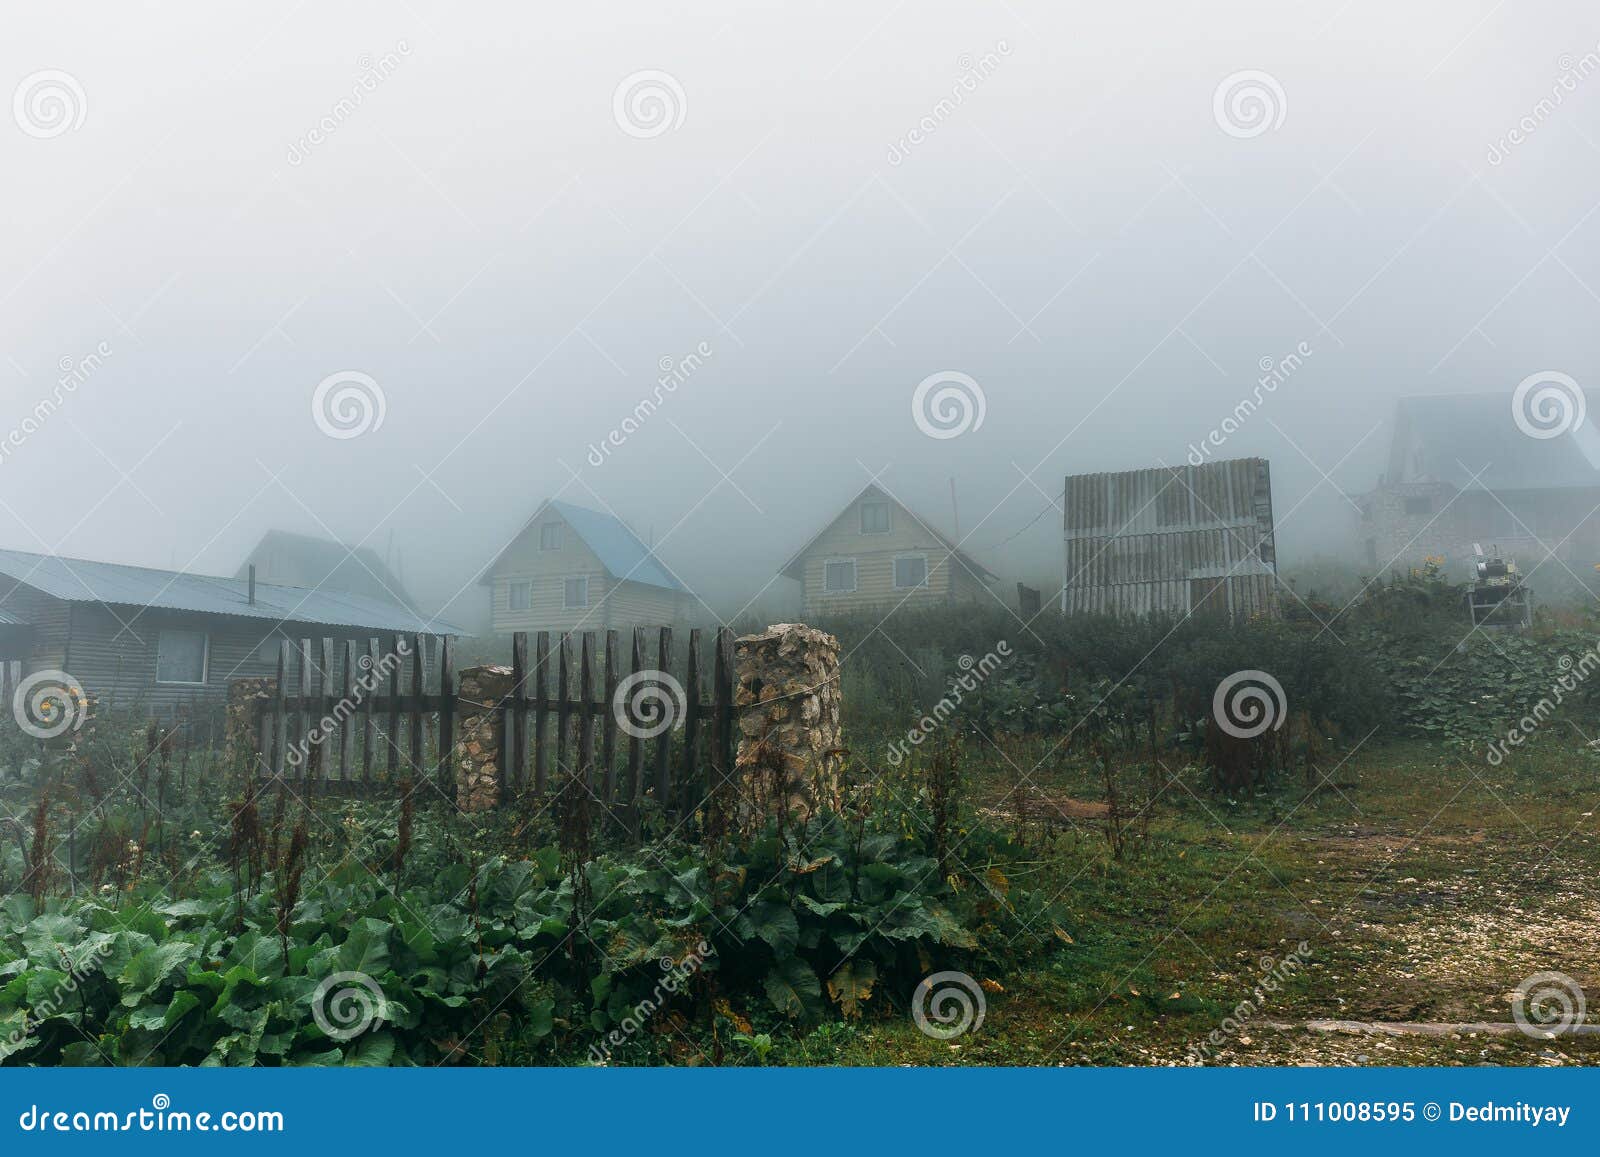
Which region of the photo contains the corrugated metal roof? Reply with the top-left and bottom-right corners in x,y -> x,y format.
1062,458 -> 1278,617
0,548 -> 462,635
545,501 -> 685,591
1392,390 -> 1600,491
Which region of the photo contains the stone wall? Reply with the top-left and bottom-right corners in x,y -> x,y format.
454,665 -> 512,813
733,623 -> 842,830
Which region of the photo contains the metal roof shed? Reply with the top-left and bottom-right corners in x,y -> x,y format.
1062,458 -> 1278,618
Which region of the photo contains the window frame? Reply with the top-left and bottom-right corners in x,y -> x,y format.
155,628 -> 210,686
508,580 -> 534,611
892,553 -> 930,590
539,523 -> 563,551
859,500 -> 892,535
563,575 -> 590,609
822,557 -> 858,594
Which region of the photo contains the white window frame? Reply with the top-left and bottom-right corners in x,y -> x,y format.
892,553 -> 930,590
539,523 -> 563,551
156,628 -> 210,685
859,500 -> 892,535
822,558 -> 858,594
508,580 -> 533,611
564,576 -> 590,608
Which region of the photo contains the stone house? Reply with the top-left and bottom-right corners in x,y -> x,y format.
480,499 -> 693,634
1354,392 -> 1600,582
778,484 -> 996,618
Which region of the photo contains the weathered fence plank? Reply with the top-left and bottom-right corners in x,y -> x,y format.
246,623 -> 734,830
533,631 -> 549,794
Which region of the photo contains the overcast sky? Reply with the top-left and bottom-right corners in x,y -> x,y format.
4,2 -> 1599,625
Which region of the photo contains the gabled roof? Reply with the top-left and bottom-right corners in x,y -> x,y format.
237,529 -> 412,608
0,548 -> 461,635
1390,390 -> 1600,492
778,483 -> 998,582
482,500 -> 686,592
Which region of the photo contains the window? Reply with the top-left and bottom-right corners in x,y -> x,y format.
893,555 -> 928,589
859,500 -> 891,534
1402,496 -> 1432,516
539,523 -> 562,550
509,580 -> 533,611
156,629 -> 208,684
564,576 -> 589,608
823,559 -> 857,593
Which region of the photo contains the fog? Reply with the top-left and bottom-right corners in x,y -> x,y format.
4,2 -> 1599,627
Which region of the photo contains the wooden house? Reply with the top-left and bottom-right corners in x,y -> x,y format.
0,547 -> 459,715
481,499 -> 693,634
779,484 -> 996,618
1062,458 -> 1278,618
235,529 -> 413,609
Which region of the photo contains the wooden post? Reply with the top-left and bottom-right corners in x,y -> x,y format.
602,629 -> 619,810
714,627 -> 733,810
533,631 -> 549,795
315,637 -> 333,792
654,627 -> 673,812
627,627 -> 646,833
339,640 -> 354,783
438,635 -> 455,800
297,639 -> 313,788
387,634 -> 402,782
272,641 -> 289,780
409,635 -> 425,779
556,633 -> 572,780
682,628 -> 703,817
362,638 -> 378,786
510,632 -> 528,794
579,632 -> 595,792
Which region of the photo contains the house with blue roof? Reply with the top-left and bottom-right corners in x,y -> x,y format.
480,499 -> 694,635
0,547 -> 461,714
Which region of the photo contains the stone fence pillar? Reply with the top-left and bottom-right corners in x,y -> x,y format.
226,677 -> 276,773
733,623 -> 843,830
454,665 -> 513,813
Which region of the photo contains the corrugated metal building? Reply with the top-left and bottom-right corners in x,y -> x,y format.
1062,458 -> 1278,618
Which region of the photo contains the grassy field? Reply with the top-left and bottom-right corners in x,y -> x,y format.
5,697 -> 1598,1066
763,735 -> 1600,1067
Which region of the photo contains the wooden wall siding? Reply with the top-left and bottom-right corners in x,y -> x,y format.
599,580 -> 688,627
490,569 -> 613,633
487,507 -> 687,632
794,492 -> 983,616
249,627 -> 735,839
799,550 -> 956,616
491,508 -> 605,576
491,572 -> 686,633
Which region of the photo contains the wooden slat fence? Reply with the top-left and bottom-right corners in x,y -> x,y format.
249,627 -> 735,830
